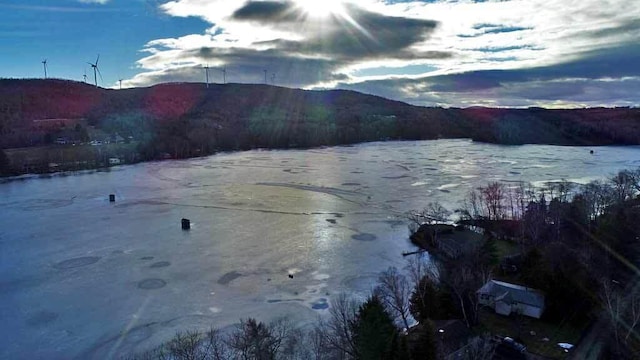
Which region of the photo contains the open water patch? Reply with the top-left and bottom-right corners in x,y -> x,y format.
311,298 -> 329,310
267,298 -> 304,304
150,261 -> 171,269
53,256 -> 101,269
381,175 -> 411,180
351,233 -> 377,241
137,278 -> 167,290
218,271 -> 243,285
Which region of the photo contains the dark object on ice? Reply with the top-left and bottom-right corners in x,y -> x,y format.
590,150 -> 594,154
109,194 -> 115,202
181,218 -> 191,230
288,274 -> 294,279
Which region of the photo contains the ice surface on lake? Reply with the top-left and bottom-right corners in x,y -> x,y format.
1,139 -> 639,359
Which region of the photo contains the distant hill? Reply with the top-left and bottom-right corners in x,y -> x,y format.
1,79 -> 639,157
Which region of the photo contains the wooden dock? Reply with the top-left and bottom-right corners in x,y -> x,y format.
402,249 -> 427,257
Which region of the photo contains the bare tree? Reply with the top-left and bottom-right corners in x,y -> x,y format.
523,193 -> 547,247
582,180 -> 613,221
164,330 -> 207,360
461,188 -> 485,220
270,318 -> 303,359
601,279 -> 624,354
227,318 -> 292,360
628,168 -> 640,194
405,252 -> 437,287
322,293 -> 359,359
203,328 -> 229,360
375,267 -> 413,330
406,202 -> 452,244
405,253 -> 441,322
306,323 -> 331,360
611,170 -> 637,203
481,182 -> 506,220
601,279 -> 640,355
440,252 -> 489,328
406,201 -> 451,231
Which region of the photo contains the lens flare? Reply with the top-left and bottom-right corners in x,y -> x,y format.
294,0 -> 347,19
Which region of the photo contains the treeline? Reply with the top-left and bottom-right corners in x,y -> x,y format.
1,80 -> 640,158
408,168 -> 640,358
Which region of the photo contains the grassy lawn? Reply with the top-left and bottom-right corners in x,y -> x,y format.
476,309 -> 586,359
494,238 -> 519,258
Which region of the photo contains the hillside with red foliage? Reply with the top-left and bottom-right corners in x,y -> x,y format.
1,79 -> 639,153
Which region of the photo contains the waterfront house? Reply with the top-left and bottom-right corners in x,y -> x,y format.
477,280 -> 545,319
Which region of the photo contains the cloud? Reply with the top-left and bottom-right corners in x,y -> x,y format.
126,1 -> 443,89
122,0 -> 640,107
332,43 -> 640,107
232,1 -> 295,22
248,5 -> 442,61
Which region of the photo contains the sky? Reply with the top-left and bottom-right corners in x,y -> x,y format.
1,0 -> 639,108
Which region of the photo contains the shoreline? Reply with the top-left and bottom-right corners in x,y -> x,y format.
1,138 -> 632,181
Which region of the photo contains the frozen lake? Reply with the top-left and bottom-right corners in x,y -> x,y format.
1,139 -> 639,359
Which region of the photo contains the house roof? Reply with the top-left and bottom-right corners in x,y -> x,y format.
477,280 -> 545,308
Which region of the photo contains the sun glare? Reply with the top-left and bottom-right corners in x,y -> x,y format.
294,0 -> 347,19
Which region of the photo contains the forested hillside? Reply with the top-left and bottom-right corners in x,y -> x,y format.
1,79 -> 639,160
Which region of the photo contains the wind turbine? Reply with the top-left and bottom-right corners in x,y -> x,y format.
203,64 -> 210,88
271,73 -> 276,85
222,67 -> 226,84
118,79 -> 123,90
263,69 -> 267,84
42,59 -> 48,79
83,67 -> 88,83
87,54 -> 103,87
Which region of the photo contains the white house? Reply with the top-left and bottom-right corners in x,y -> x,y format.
477,280 -> 545,319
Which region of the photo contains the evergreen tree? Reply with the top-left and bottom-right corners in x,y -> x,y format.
352,295 -> 400,360
407,320 -> 437,360
409,275 -> 443,322
389,331 -> 412,360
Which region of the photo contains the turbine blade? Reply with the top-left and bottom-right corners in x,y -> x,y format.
96,67 -> 104,83
95,54 -> 100,66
